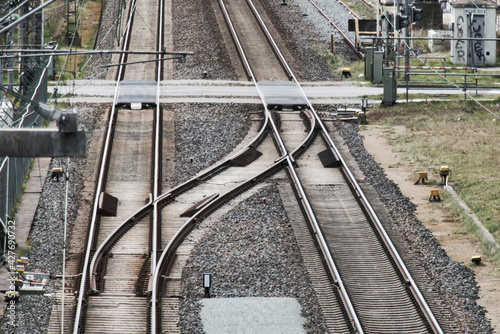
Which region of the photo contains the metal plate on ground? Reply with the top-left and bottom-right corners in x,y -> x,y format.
117,81 -> 157,105
201,297 -> 305,334
230,147 -> 263,167
257,81 -> 307,110
318,149 -> 339,168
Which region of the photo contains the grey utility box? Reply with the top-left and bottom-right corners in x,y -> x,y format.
373,51 -> 384,84
382,67 -> 397,105
450,0 -> 498,67
365,47 -> 374,82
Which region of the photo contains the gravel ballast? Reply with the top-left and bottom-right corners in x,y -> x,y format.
2,0 -> 495,331
1,104 -> 106,334
335,122 -> 493,334
178,185 -> 328,333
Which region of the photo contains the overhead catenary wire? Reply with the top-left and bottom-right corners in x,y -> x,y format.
412,55 -> 500,121
75,0 -> 132,79
51,0 -> 88,104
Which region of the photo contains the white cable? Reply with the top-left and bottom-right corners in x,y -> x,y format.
61,156 -> 69,334
414,56 -> 500,120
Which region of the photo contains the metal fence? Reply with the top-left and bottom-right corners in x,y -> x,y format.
0,55 -> 51,256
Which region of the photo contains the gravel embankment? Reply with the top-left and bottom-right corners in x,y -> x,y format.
171,0 -> 238,80
3,0 -> 494,331
257,0 -> 359,80
335,122 -> 493,334
171,103 -> 252,184
179,185 -> 328,333
1,104 -> 106,334
84,0 -> 123,79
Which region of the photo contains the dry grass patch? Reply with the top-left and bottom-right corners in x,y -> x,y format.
367,100 -> 500,249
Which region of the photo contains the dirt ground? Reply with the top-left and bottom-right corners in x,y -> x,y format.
359,124 -> 500,332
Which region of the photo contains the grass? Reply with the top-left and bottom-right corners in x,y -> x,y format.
363,93 -> 500,101
343,0 -> 377,19
365,100 -> 500,254
44,0 -> 103,80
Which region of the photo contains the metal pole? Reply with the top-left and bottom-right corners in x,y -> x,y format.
4,158 -> 9,256
0,0 -> 57,35
475,69 -> 478,96
406,72 -> 409,103
7,30 -> 14,88
404,0 -> 409,84
61,157 -> 69,333
464,74 -> 466,100
0,59 -> 2,100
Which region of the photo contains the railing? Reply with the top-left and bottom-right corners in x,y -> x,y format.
0,54 -> 52,258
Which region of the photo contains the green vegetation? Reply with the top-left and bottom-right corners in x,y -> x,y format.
363,93 -> 500,101
43,0 -> 104,80
366,100 -> 500,257
344,0 -> 377,19
316,48 -> 367,80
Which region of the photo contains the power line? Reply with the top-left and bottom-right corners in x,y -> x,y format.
413,55 -> 500,121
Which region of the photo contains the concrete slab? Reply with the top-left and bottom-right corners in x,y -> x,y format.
200,297 -> 305,334
257,81 -> 307,108
117,80 -> 157,105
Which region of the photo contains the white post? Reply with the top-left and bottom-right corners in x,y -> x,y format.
61,157 -> 69,334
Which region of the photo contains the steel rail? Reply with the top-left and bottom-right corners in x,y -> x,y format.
241,0 -> 442,332
332,0 -> 362,20
151,0 -> 315,330
89,104 -> 272,295
149,86 -> 274,333
151,157 -> 289,331
72,0 -> 139,332
288,43 -> 444,334
218,0 -> 254,81
152,0 -> 165,284
244,0 -> 293,80
244,0 -> 363,331
187,0 -> 363,331
89,198 -> 153,292
217,0 -> 288,157
307,0 -> 364,59
87,0 -> 166,297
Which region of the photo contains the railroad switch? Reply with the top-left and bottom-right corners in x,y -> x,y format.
342,68 -> 352,78
429,189 -> 441,202
471,255 -> 481,265
440,166 -> 451,185
414,172 -> 428,185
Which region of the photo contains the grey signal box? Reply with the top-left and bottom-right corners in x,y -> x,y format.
373,51 -> 384,84
382,67 -> 397,105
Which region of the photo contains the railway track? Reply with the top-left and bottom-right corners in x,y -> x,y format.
53,0 -> 450,332
307,0 -> 365,59
146,0 -> 443,332
68,0 -> 165,331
